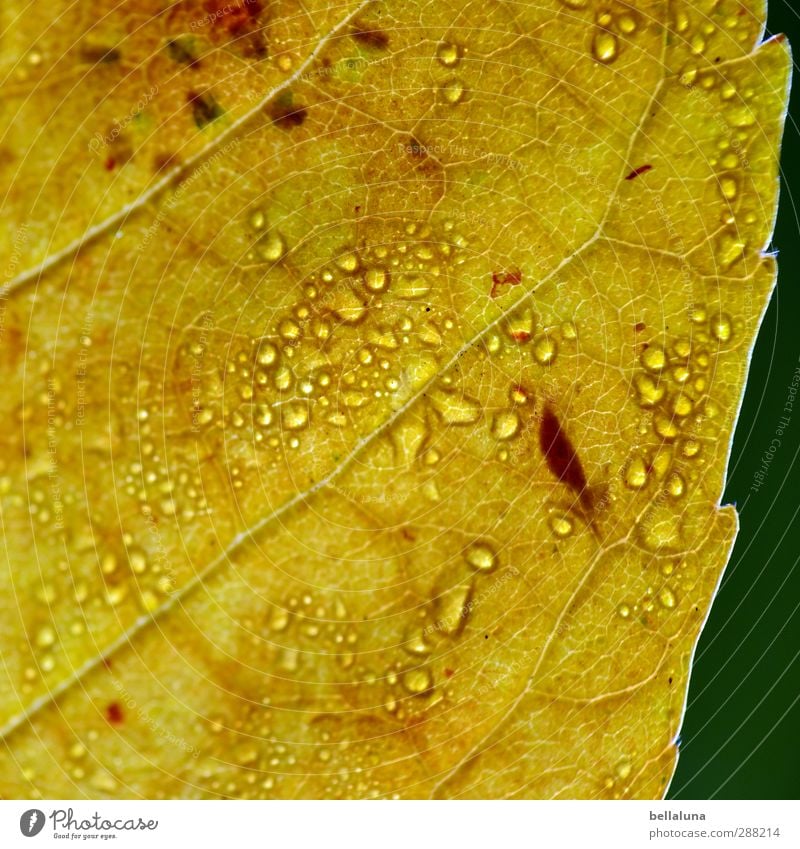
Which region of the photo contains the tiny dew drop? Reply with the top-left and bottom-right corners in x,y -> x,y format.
641,345 -> 666,373
364,266 -> 389,293
592,30 -> 618,63
464,542 -> 497,573
282,402 -> 309,430
491,409 -> 520,441
402,666 -> 433,695
436,42 -> 461,67
710,312 -> 733,342
403,629 -> 432,656
624,456 -> 648,490
665,472 -> 686,499
35,626 -> 56,648
440,79 -> 465,104
533,332 -> 558,365
256,232 -> 286,263
659,587 -> 677,609
635,373 -> 664,407
549,513 -> 574,538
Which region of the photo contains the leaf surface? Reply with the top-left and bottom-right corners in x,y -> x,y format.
0,0 -> 789,798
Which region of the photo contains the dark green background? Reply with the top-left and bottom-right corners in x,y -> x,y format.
668,1 -> 800,800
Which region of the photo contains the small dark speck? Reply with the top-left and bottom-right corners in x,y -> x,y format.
269,102 -> 308,128
484,634 -> 489,639
188,90 -> 223,128
625,164 -> 653,181
351,28 -> 390,50
166,38 -> 200,67
105,702 -> 124,724
80,43 -> 121,64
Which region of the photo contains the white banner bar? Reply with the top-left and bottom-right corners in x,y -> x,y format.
1,800 -> 797,848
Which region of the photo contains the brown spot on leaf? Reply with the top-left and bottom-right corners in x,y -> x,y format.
105,702 -> 124,724
539,405 -> 591,510
204,0 -> 268,58
79,42 -> 121,64
351,27 -> 390,50
490,269 -> 522,298
166,37 -> 200,67
188,90 -> 223,128
625,164 -> 653,181
269,101 -> 308,128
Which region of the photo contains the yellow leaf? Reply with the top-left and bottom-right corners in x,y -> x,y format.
0,0 -> 789,799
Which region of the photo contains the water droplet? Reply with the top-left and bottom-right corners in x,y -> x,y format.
257,343 -> 278,367
256,232 -> 286,263
437,583 -> 473,635
336,252 -> 359,273
101,552 -> 117,575
659,587 -> 677,609
689,32 -> 706,55
718,233 -> 746,269
624,456 -> 648,490
635,374 -> 665,407
710,312 -> 732,343
505,309 -> 534,343
672,337 -> 692,360
440,79 -> 465,104
615,759 -> 632,781
279,648 -> 299,672
282,403 -> 309,430
533,333 -> 558,365
491,410 -> 520,440
681,439 -> 701,459
394,273 -> 431,300
429,388 -> 481,425
249,210 -> 266,231
464,542 -> 497,573
402,667 -> 433,695
331,289 -> 367,323
35,626 -> 56,648
510,385 -> 530,405
592,30 -> 618,63
719,176 -> 738,200
279,319 -> 301,342
617,602 -> 631,619
549,514 -> 574,538
364,267 -> 389,293
274,366 -> 293,390
436,42 -> 461,67
665,472 -> 685,499
641,345 -> 666,373
403,629 -> 432,656
672,365 -> 691,385
654,413 -> 679,440
672,394 -> 693,417
129,549 -> 147,574
638,505 -> 681,551
616,12 -> 637,35
727,105 -> 756,128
